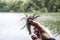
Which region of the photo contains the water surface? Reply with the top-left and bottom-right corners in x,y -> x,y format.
0,13 -> 60,40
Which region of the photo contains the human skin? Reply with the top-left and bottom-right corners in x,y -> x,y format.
32,28 -> 42,40
29,19 -> 53,40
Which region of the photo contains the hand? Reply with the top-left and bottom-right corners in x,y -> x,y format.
29,19 -> 53,39
31,35 -> 38,40
31,28 -> 42,40
28,19 -> 40,29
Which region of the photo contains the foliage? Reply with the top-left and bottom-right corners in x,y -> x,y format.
0,0 -> 60,12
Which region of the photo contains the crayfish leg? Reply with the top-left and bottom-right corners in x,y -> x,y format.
27,24 -> 31,35
33,14 -> 37,18
21,24 -> 26,30
34,15 -> 39,19
24,13 -> 28,18
20,17 -> 26,20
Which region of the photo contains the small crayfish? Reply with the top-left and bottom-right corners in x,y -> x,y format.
21,13 -> 39,35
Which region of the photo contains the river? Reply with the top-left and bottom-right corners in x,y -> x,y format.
0,13 -> 60,40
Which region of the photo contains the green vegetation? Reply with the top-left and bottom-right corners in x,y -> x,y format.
36,13 -> 60,35
0,0 -> 60,12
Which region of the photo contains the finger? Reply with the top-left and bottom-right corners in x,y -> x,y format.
31,35 -> 38,39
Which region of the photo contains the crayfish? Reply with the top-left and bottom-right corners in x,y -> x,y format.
21,13 -> 39,35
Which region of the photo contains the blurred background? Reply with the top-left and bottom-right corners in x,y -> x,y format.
0,0 -> 60,12
0,0 -> 60,40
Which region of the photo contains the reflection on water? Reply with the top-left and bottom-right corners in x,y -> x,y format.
0,13 -> 60,40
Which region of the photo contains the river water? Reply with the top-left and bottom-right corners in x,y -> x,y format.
0,13 -> 60,40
